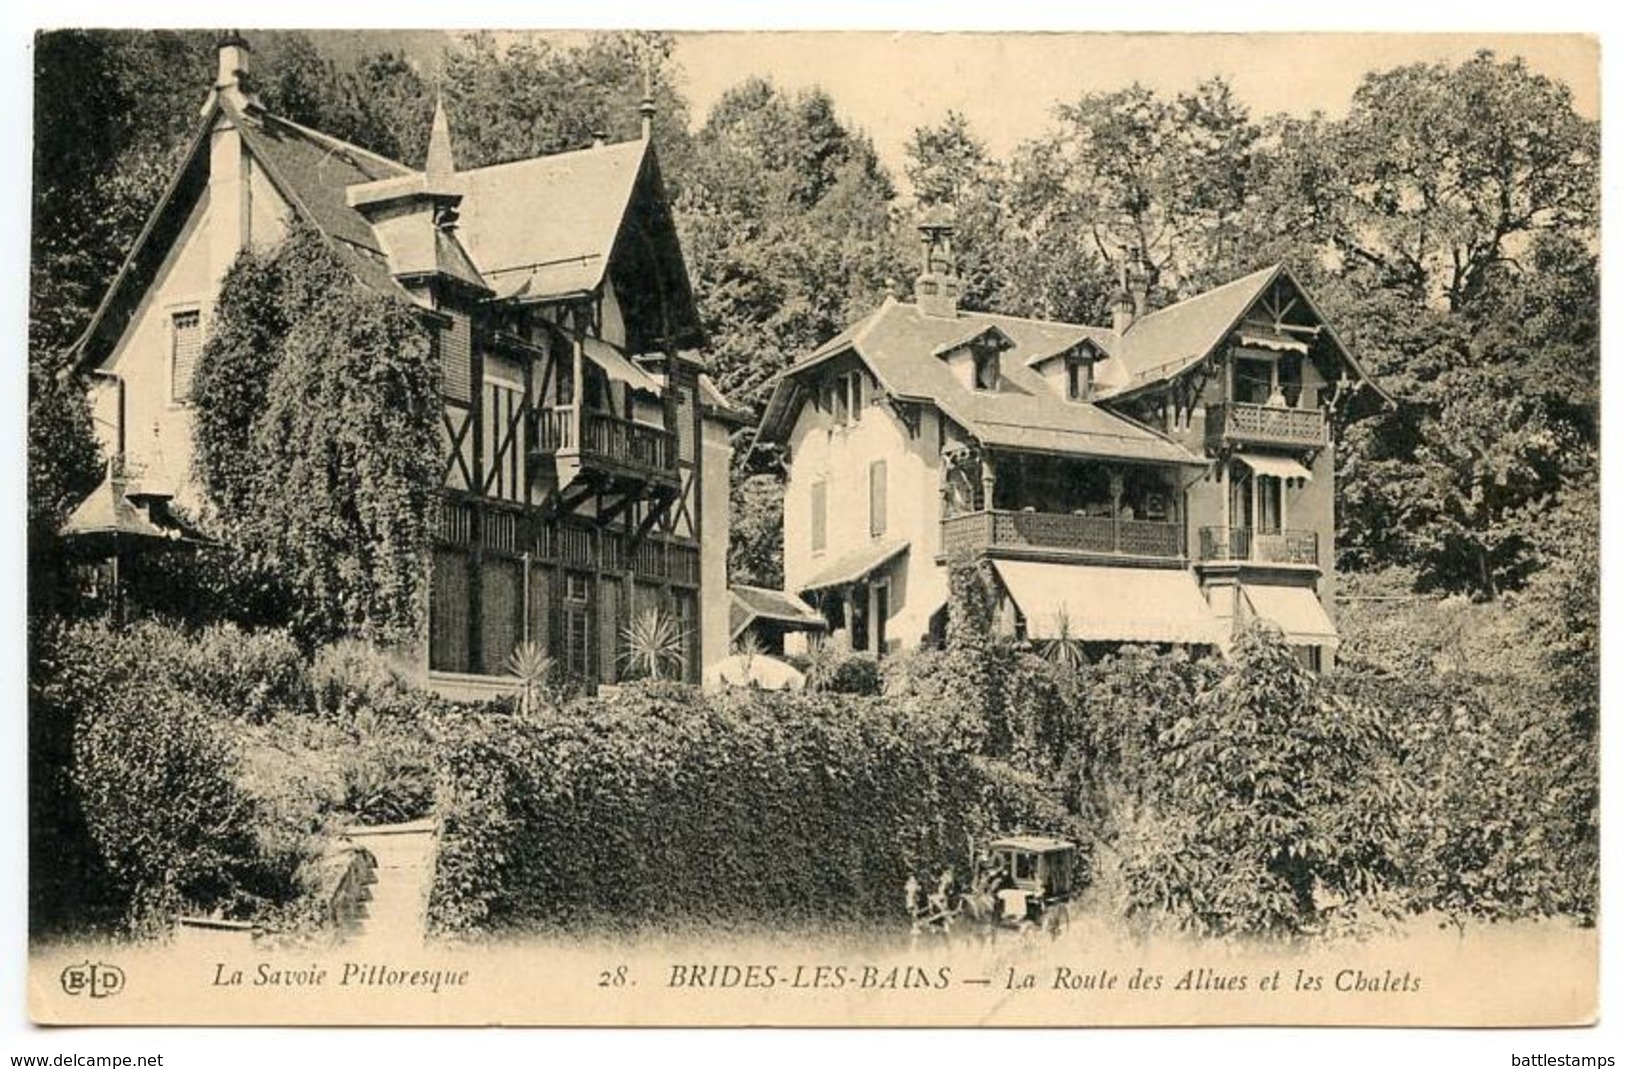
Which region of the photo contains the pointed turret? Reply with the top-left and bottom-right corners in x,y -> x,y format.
425,95 -> 457,179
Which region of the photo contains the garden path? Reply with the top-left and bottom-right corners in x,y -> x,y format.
341,819 -> 438,948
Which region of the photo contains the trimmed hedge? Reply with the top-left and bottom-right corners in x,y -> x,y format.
428,682 -> 1069,935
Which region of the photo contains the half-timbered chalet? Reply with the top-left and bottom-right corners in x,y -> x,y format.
759,213 -> 1383,669
67,36 -> 743,690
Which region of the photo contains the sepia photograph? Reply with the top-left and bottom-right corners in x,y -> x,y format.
15,9 -> 1609,1054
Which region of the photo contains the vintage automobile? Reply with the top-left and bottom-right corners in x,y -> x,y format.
979,834 -> 1078,932
907,834 -> 1079,938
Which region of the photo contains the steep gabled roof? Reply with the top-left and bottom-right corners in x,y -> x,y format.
68,107 -> 216,372
1097,265 -> 1280,395
761,298 -> 1203,467
1096,263 -> 1384,401
234,108 -> 412,255
71,96 -> 701,372
455,140 -> 646,302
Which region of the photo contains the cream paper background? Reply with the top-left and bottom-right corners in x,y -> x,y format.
6,3 -> 1618,1066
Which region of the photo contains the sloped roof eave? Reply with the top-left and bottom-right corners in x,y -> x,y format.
68,104 -> 221,374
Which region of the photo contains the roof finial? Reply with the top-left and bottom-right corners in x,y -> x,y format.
426,93 -> 457,178
639,49 -> 657,142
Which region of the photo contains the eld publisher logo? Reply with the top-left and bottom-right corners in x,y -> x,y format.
59,962 -> 125,999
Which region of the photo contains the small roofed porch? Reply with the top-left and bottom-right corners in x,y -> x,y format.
940,448 -> 1192,564
729,584 -> 826,657
796,539 -> 909,657
55,457 -> 211,625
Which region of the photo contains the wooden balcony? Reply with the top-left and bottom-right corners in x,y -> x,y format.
1206,401 -> 1328,451
534,406 -> 678,486
1197,526 -> 1319,567
941,508 -> 1185,564
433,498 -> 700,587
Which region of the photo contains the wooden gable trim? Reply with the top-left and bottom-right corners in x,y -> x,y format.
69,106 -> 218,376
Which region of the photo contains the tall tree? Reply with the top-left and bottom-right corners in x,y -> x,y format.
905,111 -> 1008,312
1309,51 -> 1598,312
441,31 -> 689,173
675,77 -> 909,586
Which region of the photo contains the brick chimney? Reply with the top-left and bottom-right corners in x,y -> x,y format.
1112,245 -> 1151,334
1126,245 -> 1150,320
210,31 -> 259,112
914,207 -> 962,319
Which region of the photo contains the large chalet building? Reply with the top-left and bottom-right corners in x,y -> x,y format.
65,36 -> 742,690
759,214 -> 1381,669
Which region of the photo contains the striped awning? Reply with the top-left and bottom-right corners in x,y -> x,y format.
1236,331 -> 1310,354
992,561 -> 1223,646
1236,453 -> 1313,483
581,336 -> 663,394
1241,584 -> 1339,646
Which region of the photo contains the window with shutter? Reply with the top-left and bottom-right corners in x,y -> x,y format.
170,309 -> 202,403
811,480 -> 827,554
439,316 -> 474,402
869,460 -> 887,538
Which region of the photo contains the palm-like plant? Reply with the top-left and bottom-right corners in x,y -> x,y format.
1041,608 -> 1090,675
506,640 -> 559,715
620,607 -> 689,681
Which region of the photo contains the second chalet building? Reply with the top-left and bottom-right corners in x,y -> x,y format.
758,214 -> 1381,669
67,37 -> 743,690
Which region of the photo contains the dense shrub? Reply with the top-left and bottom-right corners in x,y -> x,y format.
1333,663 -> 1595,926
72,681 -> 303,933
28,618 -> 119,935
1092,628 -> 1408,940
31,618 -> 439,936
428,683 -> 1069,935
311,638 -> 417,719
194,227 -> 442,647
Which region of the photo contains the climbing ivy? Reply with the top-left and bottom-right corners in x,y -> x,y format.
192,226 -> 440,646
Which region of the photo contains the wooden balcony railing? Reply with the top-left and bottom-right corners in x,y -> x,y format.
535,406 -> 676,473
1206,401 -> 1328,450
1197,526 -> 1319,567
941,508 -> 1185,561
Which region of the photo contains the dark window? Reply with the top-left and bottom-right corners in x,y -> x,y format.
440,316 -> 473,402
170,309 -> 201,402
811,480 -> 827,554
850,372 -> 864,422
478,558 -> 523,676
973,347 -> 999,391
833,376 -> 849,423
1279,354 -> 1304,407
1258,475 -> 1283,534
1235,356 -> 1275,405
430,548 -> 472,673
564,573 -> 592,682
869,460 -> 887,538
1066,357 -> 1091,401
873,581 -> 889,656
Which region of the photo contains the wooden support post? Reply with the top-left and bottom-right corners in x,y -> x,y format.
1109,471 -> 1124,554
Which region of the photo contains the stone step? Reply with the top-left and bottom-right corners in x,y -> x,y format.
337,820 -> 439,946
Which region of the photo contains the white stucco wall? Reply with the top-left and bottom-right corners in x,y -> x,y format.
699,417 -> 732,668
783,372 -> 948,653
89,115 -> 290,513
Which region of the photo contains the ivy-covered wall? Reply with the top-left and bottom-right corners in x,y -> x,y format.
192,226 -> 441,646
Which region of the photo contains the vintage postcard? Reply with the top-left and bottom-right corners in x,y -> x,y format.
23,26 -> 1601,1035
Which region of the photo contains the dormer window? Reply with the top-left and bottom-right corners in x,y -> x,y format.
1066,355 -> 1092,402
828,370 -> 866,426
972,344 -> 1000,392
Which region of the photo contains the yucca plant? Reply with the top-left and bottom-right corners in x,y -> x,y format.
802,635 -> 842,693
506,640 -> 560,715
1041,608 -> 1090,675
619,607 -> 688,682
